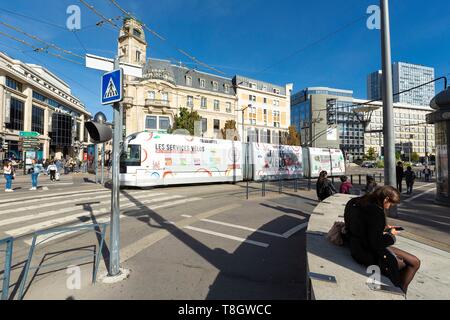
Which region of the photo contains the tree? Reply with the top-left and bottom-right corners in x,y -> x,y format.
285,126 -> 301,146
411,152 -> 420,162
395,151 -> 402,161
366,147 -> 377,161
221,120 -> 239,141
168,107 -> 201,135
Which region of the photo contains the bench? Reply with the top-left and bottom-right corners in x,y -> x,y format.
306,193 -> 406,300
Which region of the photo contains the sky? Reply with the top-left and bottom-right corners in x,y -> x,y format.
0,0 -> 449,120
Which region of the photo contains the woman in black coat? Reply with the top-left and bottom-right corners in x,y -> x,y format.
316,171 -> 337,201
344,186 -> 421,294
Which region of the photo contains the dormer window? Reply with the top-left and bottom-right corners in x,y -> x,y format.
133,29 -> 142,38
186,76 -> 192,86
224,84 -> 230,93
200,79 -> 206,89
212,81 -> 218,91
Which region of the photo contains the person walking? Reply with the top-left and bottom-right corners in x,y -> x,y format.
30,159 -> 44,191
396,162 -> 404,193
47,161 -> 58,182
3,161 -> 15,192
339,175 -> 353,194
423,166 -> 432,182
404,166 -> 416,195
316,171 -> 337,201
344,186 -> 421,294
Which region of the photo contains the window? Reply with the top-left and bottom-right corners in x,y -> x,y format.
201,97 -> 207,109
202,118 -> 208,133
212,81 -> 219,91
145,116 -> 157,130
133,29 -> 142,38
6,98 -> 24,131
263,109 -> 268,125
135,51 -> 141,63
186,76 -> 192,86
273,111 -> 280,128
249,82 -> 257,89
200,79 -> 206,89
214,100 -> 220,111
273,88 -> 280,94
224,84 -> 230,93
32,106 -> 45,134
187,96 -> 194,108
214,119 -> 220,132
225,102 -> 232,113
159,117 -> 170,131
249,95 -> 256,102
161,92 -> 168,101
51,113 -> 72,147
263,98 -> 267,104
6,77 -> 22,92
267,130 -> 271,144
273,100 -> 280,107
148,91 -> 156,100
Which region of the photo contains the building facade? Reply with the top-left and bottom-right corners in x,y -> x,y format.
234,75 -> 293,143
367,62 -> 435,106
364,101 -> 435,160
119,18 -> 290,142
0,51 -> 91,162
291,87 -> 365,160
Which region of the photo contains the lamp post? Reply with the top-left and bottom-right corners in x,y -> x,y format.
94,112 -> 108,184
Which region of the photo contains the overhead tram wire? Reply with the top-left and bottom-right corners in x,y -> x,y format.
108,0 -> 226,76
0,30 -> 83,66
79,0 -> 120,30
0,20 -> 84,59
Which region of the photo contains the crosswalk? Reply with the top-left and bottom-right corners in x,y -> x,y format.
0,187 -> 203,244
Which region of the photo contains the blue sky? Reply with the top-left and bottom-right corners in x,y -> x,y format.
0,0 -> 449,119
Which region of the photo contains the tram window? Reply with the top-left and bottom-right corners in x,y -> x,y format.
121,145 -> 141,167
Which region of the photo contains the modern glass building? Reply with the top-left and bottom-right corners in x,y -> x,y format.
367,62 -> 435,106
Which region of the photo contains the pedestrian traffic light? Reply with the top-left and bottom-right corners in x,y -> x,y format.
85,121 -> 112,144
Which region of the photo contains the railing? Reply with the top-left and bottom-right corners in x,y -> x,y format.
0,237 -> 13,300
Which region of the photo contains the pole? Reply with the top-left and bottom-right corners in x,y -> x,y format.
425,125 -> 429,166
101,143 -> 105,185
94,144 -> 98,184
109,59 -> 121,277
380,0 -> 398,218
380,0 -> 395,187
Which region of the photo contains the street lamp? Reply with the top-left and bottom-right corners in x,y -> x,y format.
236,104 -> 251,142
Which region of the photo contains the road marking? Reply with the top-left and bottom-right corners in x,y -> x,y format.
0,193 -> 167,228
181,215 -> 192,218
200,219 -> 285,238
5,195 -> 184,237
0,190 -> 158,215
414,183 -> 435,190
282,222 -> 309,238
184,226 -> 269,248
120,204 -> 241,263
403,188 -> 437,203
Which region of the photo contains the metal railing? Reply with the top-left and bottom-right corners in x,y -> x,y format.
0,237 -> 13,300
18,223 -> 108,300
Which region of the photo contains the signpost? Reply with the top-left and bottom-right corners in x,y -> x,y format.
86,53 -> 142,278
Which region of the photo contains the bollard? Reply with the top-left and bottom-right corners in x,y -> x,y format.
331,176 -> 335,184
359,175 -> 362,186
262,179 -> 266,197
380,173 -> 382,183
294,178 -> 298,193
350,175 -> 354,184
307,177 -> 312,191
246,180 -> 249,200
279,176 -> 282,194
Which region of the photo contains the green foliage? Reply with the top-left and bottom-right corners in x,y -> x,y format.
364,147 -> 377,161
169,107 -> 202,135
411,152 -> 420,162
395,151 -> 402,161
376,160 -> 384,168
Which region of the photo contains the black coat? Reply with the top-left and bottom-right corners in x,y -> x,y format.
344,198 -> 401,286
316,179 -> 337,201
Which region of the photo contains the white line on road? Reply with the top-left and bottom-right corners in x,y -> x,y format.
282,222 -> 309,238
403,188 -> 437,204
414,183 -> 435,190
181,215 -> 192,218
200,218 -> 285,238
184,226 -> 269,248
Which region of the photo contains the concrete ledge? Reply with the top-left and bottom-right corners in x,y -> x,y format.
306,194 -> 405,300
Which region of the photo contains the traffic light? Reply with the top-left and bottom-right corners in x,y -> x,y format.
85,121 -> 112,144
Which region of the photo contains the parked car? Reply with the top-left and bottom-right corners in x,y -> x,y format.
361,162 -> 376,168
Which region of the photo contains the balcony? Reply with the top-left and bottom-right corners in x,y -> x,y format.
145,99 -> 170,108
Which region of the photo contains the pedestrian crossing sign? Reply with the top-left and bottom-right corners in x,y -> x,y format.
101,69 -> 123,105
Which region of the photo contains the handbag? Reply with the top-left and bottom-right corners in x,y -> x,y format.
327,222 -> 347,246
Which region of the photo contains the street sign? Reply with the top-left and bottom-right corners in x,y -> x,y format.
102,69 -> 123,105
86,54 -> 143,78
19,131 -> 40,138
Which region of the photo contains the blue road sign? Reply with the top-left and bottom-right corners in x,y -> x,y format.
101,69 -> 123,105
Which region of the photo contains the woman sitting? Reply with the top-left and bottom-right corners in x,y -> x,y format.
344,186 -> 421,294
316,171 -> 337,202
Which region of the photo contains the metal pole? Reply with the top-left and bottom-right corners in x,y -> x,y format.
381,0 -> 395,187
425,125 -> 429,166
101,143 -> 105,185
94,144 -> 98,184
109,59 -> 121,277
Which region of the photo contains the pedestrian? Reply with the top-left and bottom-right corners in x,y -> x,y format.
344,186 -> 421,294
316,171 -> 337,202
396,162 -> 404,193
423,166 -> 432,182
30,159 -> 44,191
339,175 -> 353,194
404,166 -> 416,195
363,176 -> 378,194
3,160 -> 15,192
47,161 -> 58,182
